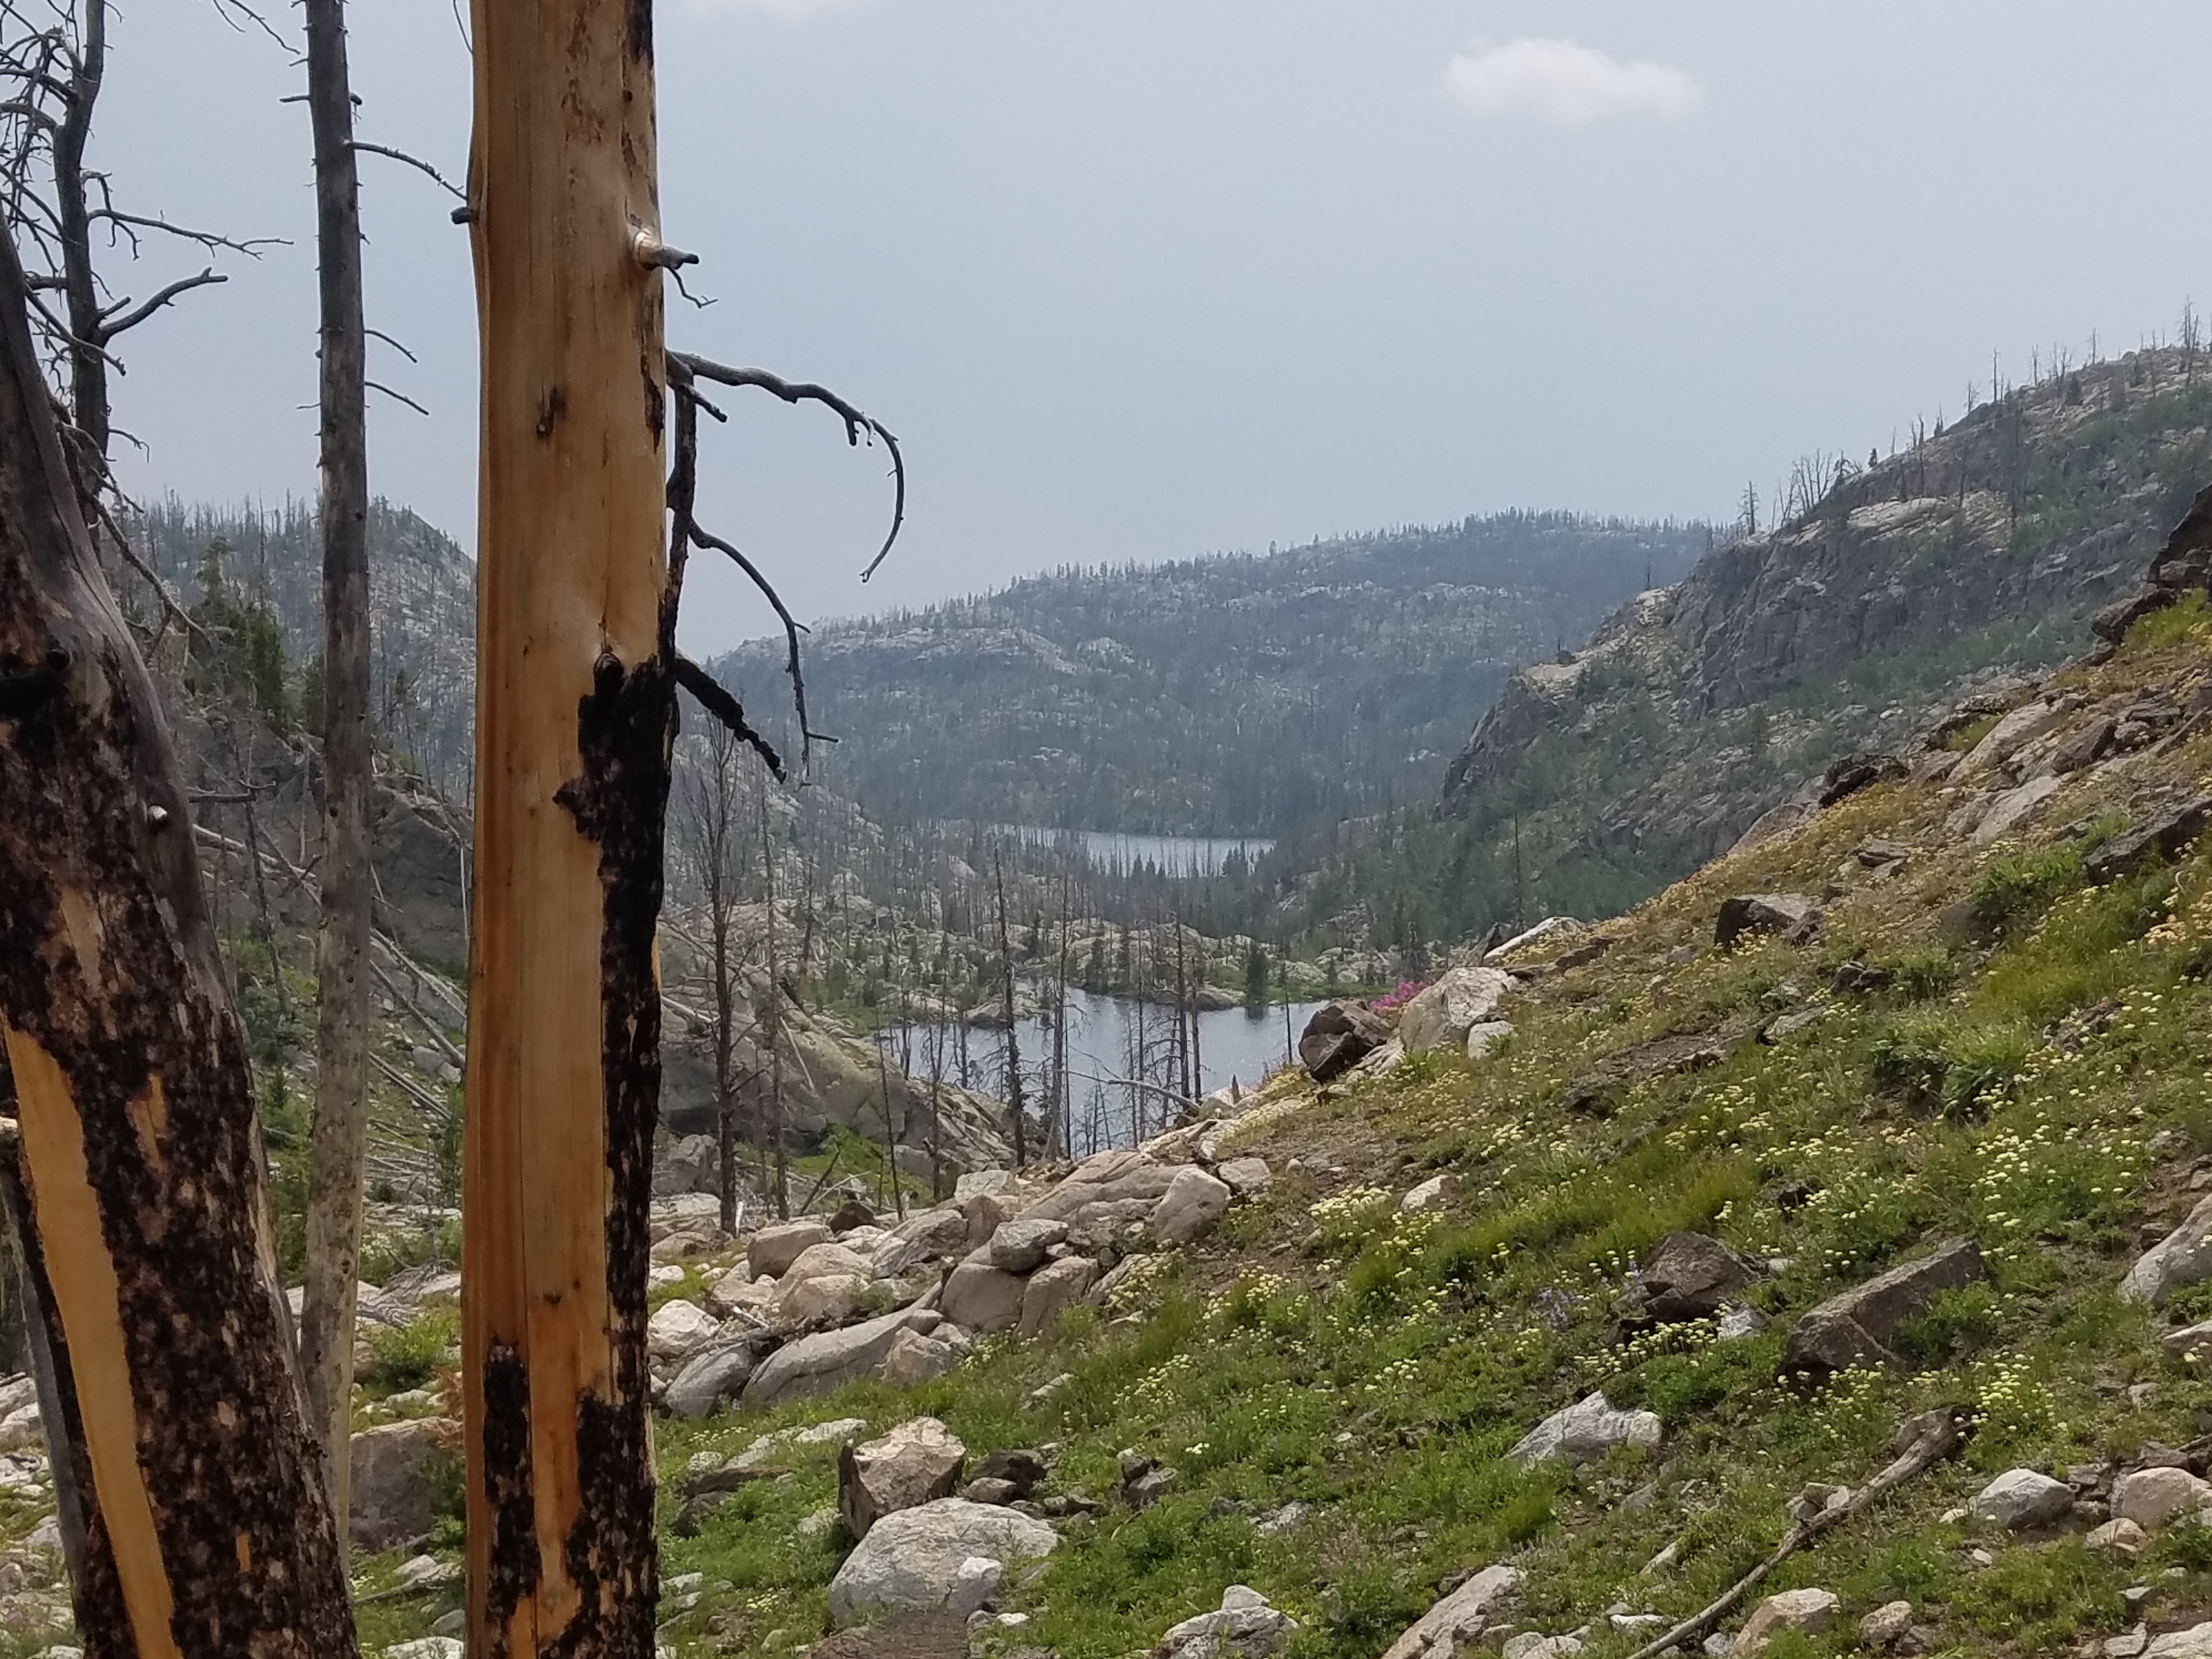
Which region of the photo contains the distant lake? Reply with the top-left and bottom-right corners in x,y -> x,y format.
980,824 -> 1277,878
887,986 -> 1326,1154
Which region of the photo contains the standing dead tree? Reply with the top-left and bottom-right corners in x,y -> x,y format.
0,212 -> 357,1654
463,2 -> 909,1641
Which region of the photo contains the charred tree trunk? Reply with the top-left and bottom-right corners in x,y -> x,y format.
995,851 -> 1025,1167
462,0 -> 673,1647
298,0 -> 376,1531
0,223 -> 358,1656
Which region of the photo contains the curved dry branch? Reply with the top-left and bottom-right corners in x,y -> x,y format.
349,139 -> 465,201
668,349 -> 905,580
97,266 -> 223,338
673,656 -> 783,782
687,520 -> 831,772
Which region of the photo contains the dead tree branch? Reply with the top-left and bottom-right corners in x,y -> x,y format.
674,654 -> 783,781
349,139 -> 465,201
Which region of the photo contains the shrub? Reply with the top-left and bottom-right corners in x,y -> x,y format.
361,1311 -> 458,1395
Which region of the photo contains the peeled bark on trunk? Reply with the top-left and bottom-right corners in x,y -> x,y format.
0,223 -> 358,1657
298,0 -> 376,1532
462,0 -> 673,1647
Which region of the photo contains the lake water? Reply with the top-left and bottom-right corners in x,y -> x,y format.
887,986 -> 1327,1154
980,824 -> 1277,878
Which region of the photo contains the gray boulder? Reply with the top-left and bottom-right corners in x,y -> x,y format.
839,1417 -> 967,1538
1970,1468 -> 2073,1530
1216,1156 -> 1273,1198
743,1306 -> 944,1407
1508,1392 -> 1662,1466
652,1132 -> 719,1198
665,1344 -> 758,1421
1379,1565 -> 1522,1659
1021,1149 -> 1181,1225
1019,1256 -> 1098,1337
1152,1585 -> 1298,1658
749,1219 -> 833,1280
943,1261 -> 1029,1335
2123,1197 -> 2212,1305
1299,1001 -> 1391,1082
1782,1239 -> 1984,1375
348,1418 -> 455,1553
1152,1167 -> 1232,1245
988,1217 -> 1071,1274
872,1207 -> 971,1278
826,1497 -> 1058,1626
881,1327 -> 961,1387
1716,894 -> 1822,950
1635,1232 -> 1761,1323
1397,967 -> 1513,1055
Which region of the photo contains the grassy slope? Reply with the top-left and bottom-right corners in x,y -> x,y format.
643,613 -> 2212,1659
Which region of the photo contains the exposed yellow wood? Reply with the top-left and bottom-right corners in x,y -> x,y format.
464,0 -> 667,1646
3,1026 -> 184,1659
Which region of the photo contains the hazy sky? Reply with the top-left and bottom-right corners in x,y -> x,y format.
98,2 -> 2212,653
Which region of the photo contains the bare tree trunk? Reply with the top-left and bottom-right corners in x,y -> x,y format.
300,0 -> 375,1532
760,786 -> 788,1218
994,850 -> 1025,1168
0,221 -> 358,1656
462,0 -> 672,1645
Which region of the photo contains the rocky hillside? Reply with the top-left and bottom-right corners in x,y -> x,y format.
14,518 -> 2212,1657
1253,346 -> 2212,952
712,513 -> 1707,837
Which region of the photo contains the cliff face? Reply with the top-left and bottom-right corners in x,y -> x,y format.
1436,346 -> 2212,881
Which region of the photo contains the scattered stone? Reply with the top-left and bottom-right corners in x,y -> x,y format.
1971,1468 -> 2075,1530
383,1642 -> 465,1659
1634,1232 -> 1762,1322
825,1498 -> 1058,1626
1298,1002 -> 1391,1082
1715,894 -> 1822,950
1831,960 -> 1894,996
1785,1482 -> 1853,1523
666,1344 -> 759,1420
646,1299 -> 723,1364
1502,1634 -> 1583,1659
1717,1305 -> 1768,1340
1216,1157 -> 1273,1198
2112,1466 -> 2212,1530
1025,1372 -> 1075,1409
1973,774 -> 2064,844
873,1209 -> 971,1277
882,1327 -> 962,1387
1397,967 -> 1514,1055
829,1196 -> 877,1234
1782,1239 -> 1985,1375
1256,1501 -> 1310,1536
1465,1020 -> 1515,1060
1642,1541 -> 1680,1575
1762,1008 -> 1826,1043
1151,1584 -> 1298,1658
749,1219 -> 834,1280
1019,1257 -> 1099,1338
744,1307 -> 945,1406
840,1417 -> 968,1539
948,1555 -> 1003,1617
2087,798 -> 2212,887
1859,1602 -> 1914,1647
1612,1614 -> 1668,1632
2090,1518 -> 2151,1555
1152,1167 -> 1232,1245
943,1261 -> 1030,1335
349,1418 -> 456,1553
989,1218 -> 1071,1274
964,1477 -> 1020,1505
2110,1632 -> 2152,1659
2123,1198 -> 2212,1305
1401,1175 -> 1451,1214
777,1271 -> 871,1328
1728,1588 -> 1839,1655
1508,1392 -> 1663,1466
1121,1451 -> 1178,1511
2145,1622 -> 2212,1658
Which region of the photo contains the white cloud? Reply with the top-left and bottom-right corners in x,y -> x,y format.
1442,38 -> 1701,127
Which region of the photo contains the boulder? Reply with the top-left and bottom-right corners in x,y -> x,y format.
943,1261 -> 1030,1335
1298,1001 -> 1390,1082
2121,1197 -> 2212,1305
1502,1637 -> 1582,1659
1859,1602 -> 1914,1647
1396,967 -> 1514,1055
1507,1392 -> 1663,1466
665,1344 -> 759,1420
1715,894 -> 1822,950
2112,1466 -> 2212,1530
830,1196 -> 877,1234
703,1267 -> 778,1322
1019,1257 -> 1098,1337
646,1299 -> 723,1363
2087,1518 -> 2150,1555
1635,1232 -> 1762,1323
1401,1175 -> 1451,1214
1216,1157 -> 1273,1198
1152,1167 -> 1232,1244
839,1417 -> 968,1539
1728,1588 -> 1838,1655
744,1306 -> 945,1407
1973,774 -> 2064,845
962,1190 -> 1023,1245
2147,1626 -> 2212,1659
1152,1585 -> 1299,1658
2162,1319 -> 2212,1361
777,1272 -> 871,1328
972,1448 -> 1047,1498
873,1209 -> 973,1277
988,1217 -> 1071,1274
749,1220 -> 833,1280
826,1498 -> 1058,1626
780,1241 -> 878,1285
955,1169 -> 1020,1202
652,1132 -> 719,1198
1022,1150 -> 1181,1224
1782,1239 -> 1985,1375
348,1418 -> 455,1553
2086,797 -> 2212,887
882,1327 -> 961,1387
949,1555 -> 1003,1616
1971,1468 -> 2074,1530
383,1643 -> 465,1659
1465,1020 -> 1514,1060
